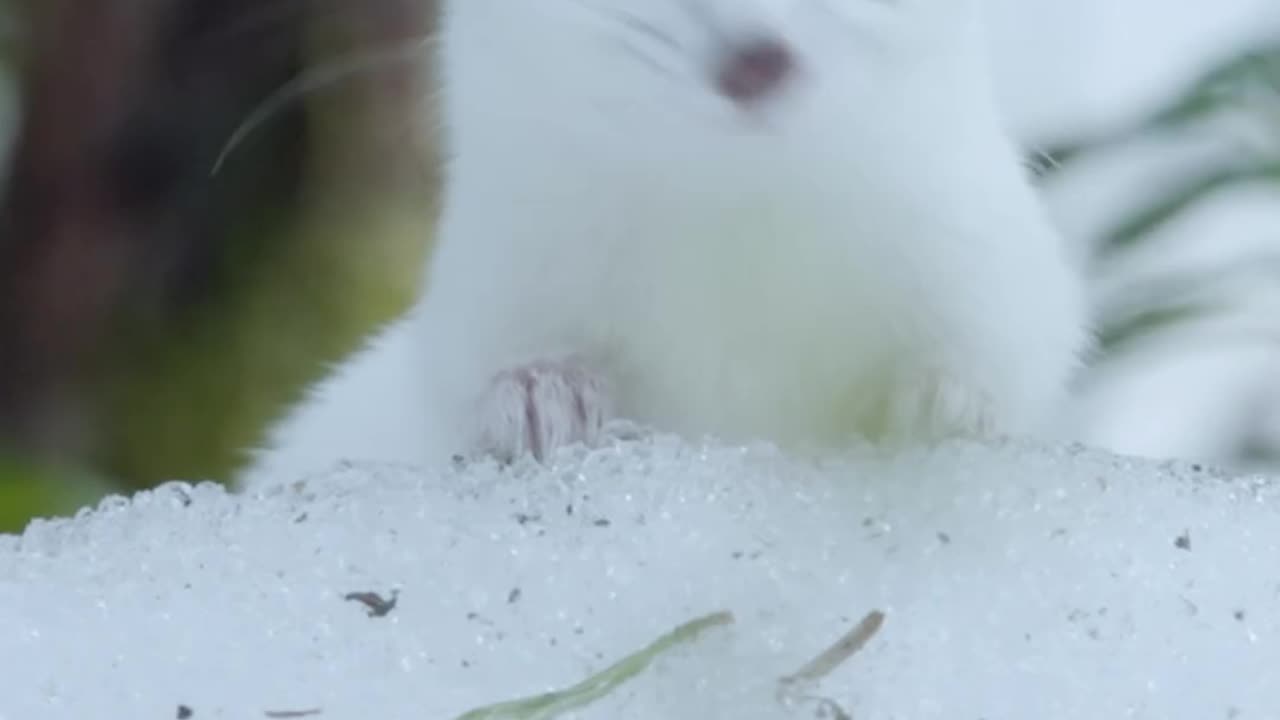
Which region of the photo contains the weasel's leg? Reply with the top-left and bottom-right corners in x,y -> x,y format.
877,273 -> 1086,445
881,370 -> 998,443
472,357 -> 612,463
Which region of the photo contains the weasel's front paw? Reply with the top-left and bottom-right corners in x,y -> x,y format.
883,372 -> 998,443
472,358 -> 611,463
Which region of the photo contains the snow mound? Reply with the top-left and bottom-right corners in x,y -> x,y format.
2,434 -> 1279,719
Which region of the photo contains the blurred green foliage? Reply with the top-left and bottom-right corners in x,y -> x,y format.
96,197 -> 429,490
0,455 -> 112,531
1046,42 -> 1280,355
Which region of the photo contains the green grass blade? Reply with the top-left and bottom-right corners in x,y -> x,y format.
455,610 -> 734,720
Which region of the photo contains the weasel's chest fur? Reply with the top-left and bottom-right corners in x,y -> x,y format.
547,182 -> 919,449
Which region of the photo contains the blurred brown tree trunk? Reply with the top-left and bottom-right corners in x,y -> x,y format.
0,0 -> 161,458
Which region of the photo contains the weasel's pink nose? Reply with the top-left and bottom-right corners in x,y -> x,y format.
715,39 -> 794,105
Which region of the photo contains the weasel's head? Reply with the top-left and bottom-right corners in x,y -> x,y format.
441,0 -> 999,169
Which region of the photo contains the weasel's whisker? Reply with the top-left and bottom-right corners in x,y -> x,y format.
212,34 -> 438,176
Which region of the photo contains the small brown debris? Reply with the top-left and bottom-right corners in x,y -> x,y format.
1180,595 -> 1199,617
344,589 -> 399,618
811,698 -> 852,720
781,609 -> 885,688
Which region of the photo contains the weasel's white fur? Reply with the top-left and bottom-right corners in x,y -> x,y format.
239,0 -> 1089,487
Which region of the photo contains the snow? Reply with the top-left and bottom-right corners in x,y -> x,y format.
3,433 -> 1280,720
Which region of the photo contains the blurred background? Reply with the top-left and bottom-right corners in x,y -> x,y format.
0,0 -> 439,529
0,0 -> 1276,531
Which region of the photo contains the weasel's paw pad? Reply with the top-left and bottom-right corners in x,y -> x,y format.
884,373 -> 998,442
473,359 -> 610,463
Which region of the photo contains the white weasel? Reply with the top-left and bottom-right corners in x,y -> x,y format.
239,0 -> 1089,487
